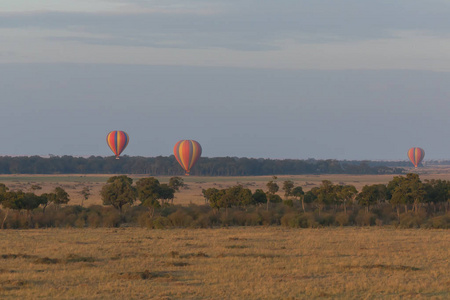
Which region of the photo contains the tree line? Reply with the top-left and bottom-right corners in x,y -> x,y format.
0,155 -> 404,175
0,173 -> 448,229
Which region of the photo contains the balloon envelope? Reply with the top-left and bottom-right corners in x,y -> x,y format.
107,131 -> 129,159
407,147 -> 425,167
173,140 -> 202,175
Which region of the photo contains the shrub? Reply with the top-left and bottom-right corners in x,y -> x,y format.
168,209 -> 194,227
74,217 -> 86,228
283,200 -> 294,207
231,211 -> 247,226
151,216 -> 171,229
317,213 -> 335,226
335,212 -> 349,226
87,211 -> 101,228
425,214 -> 450,229
398,212 -> 427,229
137,212 -> 151,228
355,211 -> 376,226
244,212 -> 262,226
102,209 -> 121,227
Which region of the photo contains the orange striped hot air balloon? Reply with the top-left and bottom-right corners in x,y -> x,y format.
173,140 -> 202,175
107,131 -> 130,159
407,147 -> 425,168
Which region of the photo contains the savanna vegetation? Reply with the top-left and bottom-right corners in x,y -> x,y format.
0,155 -> 404,175
0,174 -> 449,229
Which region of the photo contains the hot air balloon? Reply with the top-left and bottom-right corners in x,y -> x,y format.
107,131 -> 129,159
407,147 -> 425,168
173,140 -> 202,175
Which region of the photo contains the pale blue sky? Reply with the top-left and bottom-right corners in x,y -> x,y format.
1,1 -> 450,160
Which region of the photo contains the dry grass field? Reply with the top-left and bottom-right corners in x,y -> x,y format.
0,227 -> 448,299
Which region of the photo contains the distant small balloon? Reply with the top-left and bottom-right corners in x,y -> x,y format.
407,147 -> 425,168
107,131 -> 129,159
173,140 -> 202,175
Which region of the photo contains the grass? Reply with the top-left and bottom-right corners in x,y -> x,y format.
0,227 -> 448,299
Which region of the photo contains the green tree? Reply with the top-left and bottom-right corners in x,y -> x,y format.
423,179 -> 450,213
282,180 -> 294,200
252,189 -> 267,206
314,180 -> 336,215
292,186 -> 305,212
202,188 -> 225,212
1,190 -> 46,228
159,183 -> 175,205
266,177 -> 279,211
50,187 -> 70,207
357,185 -> 379,213
101,175 -> 136,214
80,186 -> 90,207
168,176 -> 185,191
335,185 -> 357,214
388,173 -> 425,216
136,177 -> 161,208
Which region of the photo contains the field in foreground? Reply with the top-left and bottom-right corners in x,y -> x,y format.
0,228 -> 448,299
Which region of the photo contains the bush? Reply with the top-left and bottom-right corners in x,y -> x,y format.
335,212 -> 349,226
425,214 -> 450,229
281,213 -> 309,228
355,211 -> 376,226
102,209 -> 121,227
231,211 -> 247,226
398,212 -> 427,228
168,209 -> 194,227
283,200 -> 294,207
317,213 -> 335,226
244,212 -> 262,226
151,216 -> 171,229
137,212 -> 152,228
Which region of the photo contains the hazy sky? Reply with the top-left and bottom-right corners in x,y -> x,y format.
1,1 -> 450,160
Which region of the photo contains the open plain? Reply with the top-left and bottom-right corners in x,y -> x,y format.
0,168 -> 449,298
0,227 -> 449,299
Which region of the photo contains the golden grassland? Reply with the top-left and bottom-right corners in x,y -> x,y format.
2,165 -> 450,206
0,227 -> 448,299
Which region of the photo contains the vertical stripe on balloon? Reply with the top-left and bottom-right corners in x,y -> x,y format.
174,140 -> 202,175
107,131 -> 129,158
407,147 -> 424,168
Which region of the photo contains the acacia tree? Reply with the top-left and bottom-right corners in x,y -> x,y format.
80,186 -> 91,207
202,188 -> 225,212
136,177 -> 176,217
252,189 -> 267,207
313,180 -> 336,215
282,180 -> 294,200
335,185 -> 357,214
357,185 -> 379,213
1,190 -> 46,228
266,177 -> 279,211
423,179 -> 450,213
388,173 -> 425,216
168,177 -> 185,191
49,187 -> 70,208
292,186 -> 305,212
159,184 -> 175,205
101,176 -> 136,214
